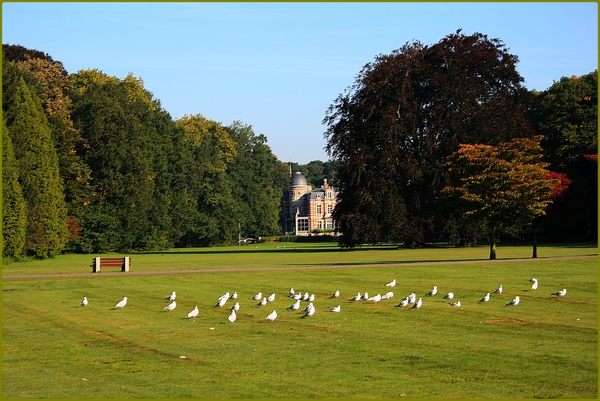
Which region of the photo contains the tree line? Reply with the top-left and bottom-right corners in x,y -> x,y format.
2,44 -> 327,260
3,32 -> 597,261
324,30 -> 597,256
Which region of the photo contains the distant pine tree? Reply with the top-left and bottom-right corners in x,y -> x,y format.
2,120 -> 27,259
4,77 -> 68,258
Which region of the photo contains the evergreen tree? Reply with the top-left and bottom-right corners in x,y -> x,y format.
3,77 -> 68,258
2,120 -> 27,259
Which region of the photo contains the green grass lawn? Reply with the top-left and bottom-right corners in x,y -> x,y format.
2,244 -> 597,398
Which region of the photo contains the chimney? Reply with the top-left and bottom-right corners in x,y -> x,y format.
323,178 -> 329,189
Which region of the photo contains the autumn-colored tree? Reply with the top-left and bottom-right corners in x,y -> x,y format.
441,136 -> 557,259
324,30 -> 534,248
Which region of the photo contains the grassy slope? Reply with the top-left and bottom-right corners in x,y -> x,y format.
2,245 -> 598,398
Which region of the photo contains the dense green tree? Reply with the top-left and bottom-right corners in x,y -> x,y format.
71,70 -> 175,252
226,121 -> 288,239
175,114 -> 237,245
440,136 -> 556,259
324,30 -> 534,248
529,71 -> 597,241
3,77 -> 68,258
2,120 -> 27,259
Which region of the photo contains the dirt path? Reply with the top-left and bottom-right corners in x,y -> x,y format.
2,254 -> 596,280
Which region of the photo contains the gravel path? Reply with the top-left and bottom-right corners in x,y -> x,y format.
2,255 -> 596,280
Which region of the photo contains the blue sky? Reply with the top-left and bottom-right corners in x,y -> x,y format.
3,2 -> 597,164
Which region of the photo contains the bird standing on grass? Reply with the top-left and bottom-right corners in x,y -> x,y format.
266,310 -> 278,323
227,310 -> 237,323
362,292 -> 369,300
368,294 -> 382,302
329,305 -> 341,312
166,292 -> 176,302
385,279 -> 397,287
230,292 -> 238,299
495,285 -> 503,295
287,300 -> 301,311
267,293 -> 276,302
529,278 -> 539,290
397,297 -> 409,308
478,293 -> 491,303
250,292 -> 262,300
426,286 -> 438,296
443,292 -> 454,300
303,304 -> 315,318
412,298 -> 423,309
552,288 -> 567,297
450,301 -> 461,307
330,290 -> 340,298
258,297 -> 268,306
231,302 -> 240,312
187,306 -> 199,319
81,297 -> 88,307
215,297 -> 227,308
351,292 -> 362,301
163,301 -> 176,311
506,296 -> 520,306
381,292 -> 394,300
114,297 -> 128,309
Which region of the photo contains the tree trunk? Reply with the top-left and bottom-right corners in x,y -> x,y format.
489,226 -> 497,260
532,220 -> 538,259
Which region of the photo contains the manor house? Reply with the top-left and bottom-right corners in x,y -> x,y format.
281,171 -> 338,236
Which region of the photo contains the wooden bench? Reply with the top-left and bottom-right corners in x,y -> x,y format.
91,257 -> 131,273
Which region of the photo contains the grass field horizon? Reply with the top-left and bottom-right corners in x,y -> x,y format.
2,243 -> 597,398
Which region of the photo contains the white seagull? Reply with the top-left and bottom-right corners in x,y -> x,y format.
368,294 -> 382,302
412,298 -> 423,309
330,290 -> 340,298
163,301 -> 177,312
397,297 -> 409,307
443,292 -> 455,300
302,292 -> 310,301
506,296 -> 520,306
381,291 -> 394,300
81,297 -> 88,307
530,278 -> 538,290
450,301 -> 461,307
250,292 -> 262,300
308,294 -> 315,302
362,292 -> 369,300
218,292 -> 230,301
227,310 -> 237,323
478,293 -> 491,303
230,292 -> 238,299
303,304 -> 315,318
258,297 -> 268,306
495,285 -> 503,295
408,293 -> 417,304
266,310 -> 278,323
114,297 -> 128,309
426,286 -> 438,296
231,302 -> 240,312
351,292 -> 362,301
292,293 -> 302,300
289,288 -> 295,296
287,299 -> 301,311
303,302 -> 314,313
552,288 -> 567,297
329,305 -> 341,312
267,293 -> 276,303
186,306 -> 199,319
215,297 -> 227,308
385,279 -> 397,287
166,292 -> 176,302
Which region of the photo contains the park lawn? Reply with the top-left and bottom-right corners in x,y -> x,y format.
1,242 -> 598,276
2,247 -> 597,398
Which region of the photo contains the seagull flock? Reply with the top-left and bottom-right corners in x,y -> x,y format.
80,277 -> 567,324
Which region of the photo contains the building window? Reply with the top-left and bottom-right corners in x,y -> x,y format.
317,221 -> 323,229
297,218 -> 309,232
327,204 -> 333,215
326,220 -> 334,229
316,204 -> 322,215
